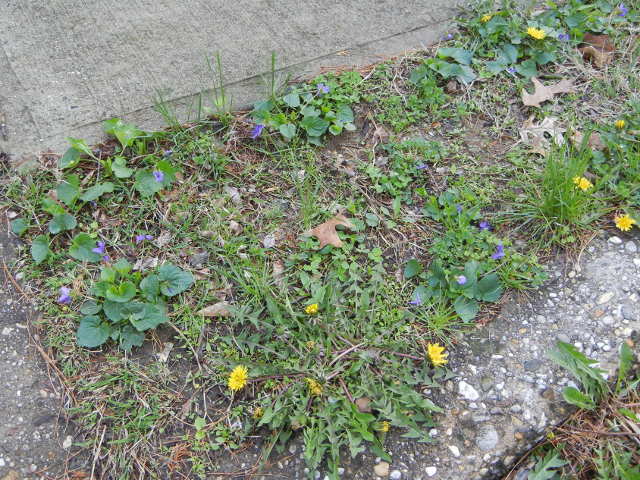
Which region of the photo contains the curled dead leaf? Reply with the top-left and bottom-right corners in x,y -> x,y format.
198,302 -> 232,318
309,214 -> 355,248
579,33 -> 615,68
519,116 -> 565,156
570,130 -> 605,152
272,260 -> 285,286
355,397 -> 372,413
229,220 -> 242,235
522,77 -> 575,108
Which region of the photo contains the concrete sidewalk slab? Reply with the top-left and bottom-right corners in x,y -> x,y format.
0,0 -> 465,161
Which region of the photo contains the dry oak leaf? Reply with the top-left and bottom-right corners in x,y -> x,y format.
309,214 -> 355,248
355,397 -> 372,413
198,302 -> 232,318
570,130 -> 605,151
522,77 -> 575,107
519,116 -> 565,156
579,33 -> 615,68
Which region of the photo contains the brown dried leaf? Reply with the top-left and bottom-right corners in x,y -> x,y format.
519,116 -> 565,156
198,302 -> 232,318
570,130 -> 605,151
309,214 -> 355,248
522,77 -> 575,107
579,33 -> 615,68
272,260 -> 285,287
355,397 -> 372,413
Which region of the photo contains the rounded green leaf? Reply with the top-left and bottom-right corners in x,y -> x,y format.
404,259 -> 422,279
300,116 -> 330,137
77,316 -> 111,348
31,235 -> 51,265
129,303 -> 168,331
79,182 -> 115,202
105,281 -> 137,303
453,295 -> 479,322
68,233 -> 102,262
157,264 -> 194,297
80,300 -> 102,315
48,213 -> 77,234
10,218 -> 28,236
117,325 -> 145,351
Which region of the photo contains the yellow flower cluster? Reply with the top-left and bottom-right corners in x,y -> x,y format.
615,119 -> 626,129
379,421 -> 390,433
480,14 -> 493,22
573,176 -> 593,191
306,378 -> 323,396
305,303 -> 319,315
252,407 -> 264,419
427,343 -> 449,367
615,214 -> 636,232
228,365 -> 248,391
527,27 -> 546,40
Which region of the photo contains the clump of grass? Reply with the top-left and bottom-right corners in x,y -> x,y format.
506,144 -> 602,247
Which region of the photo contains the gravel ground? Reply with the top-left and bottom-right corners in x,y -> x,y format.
206,231 -> 639,479
0,232 -> 69,480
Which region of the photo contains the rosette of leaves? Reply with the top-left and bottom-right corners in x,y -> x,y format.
76,260 -> 193,351
251,74 -> 360,145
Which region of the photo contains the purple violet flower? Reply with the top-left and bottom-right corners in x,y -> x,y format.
102,255 -> 110,262
618,3 -> 628,16
491,242 -> 505,260
409,292 -> 423,306
135,234 -> 154,244
153,170 -> 164,183
317,83 -> 330,95
251,124 -> 264,139
456,204 -> 463,213
507,66 -> 517,74
92,241 -> 106,255
416,163 -> 428,170
445,33 -> 454,40
57,287 -> 71,304
456,275 -> 467,285
163,149 -> 173,157
558,33 -> 570,41
479,221 -> 491,231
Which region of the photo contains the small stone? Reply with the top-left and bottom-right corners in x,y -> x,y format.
374,462 -> 390,477
448,445 -> 460,457
62,435 -> 73,449
480,376 -> 493,392
625,241 -> 637,253
458,381 -> 480,401
524,359 -> 542,372
514,432 -> 524,440
262,233 -> 276,249
1,327 -> 11,336
557,333 -> 570,343
476,425 -> 499,451
541,388 -> 555,400
608,236 -> 622,245
601,315 -> 615,325
390,470 -> 402,480
597,292 -> 614,305
425,467 -> 437,477
509,405 -> 522,414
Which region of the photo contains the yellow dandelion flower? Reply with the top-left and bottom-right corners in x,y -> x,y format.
480,14 -> 493,23
379,421 -> 390,432
305,378 -> 323,396
615,119 -> 626,129
306,340 -> 316,350
573,176 -> 593,191
527,27 -> 546,40
427,343 -> 449,367
614,214 -> 636,232
228,365 -> 248,391
305,303 -> 319,315
252,407 -> 264,420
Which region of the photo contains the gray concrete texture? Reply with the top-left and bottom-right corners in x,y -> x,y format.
0,0 -> 464,162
